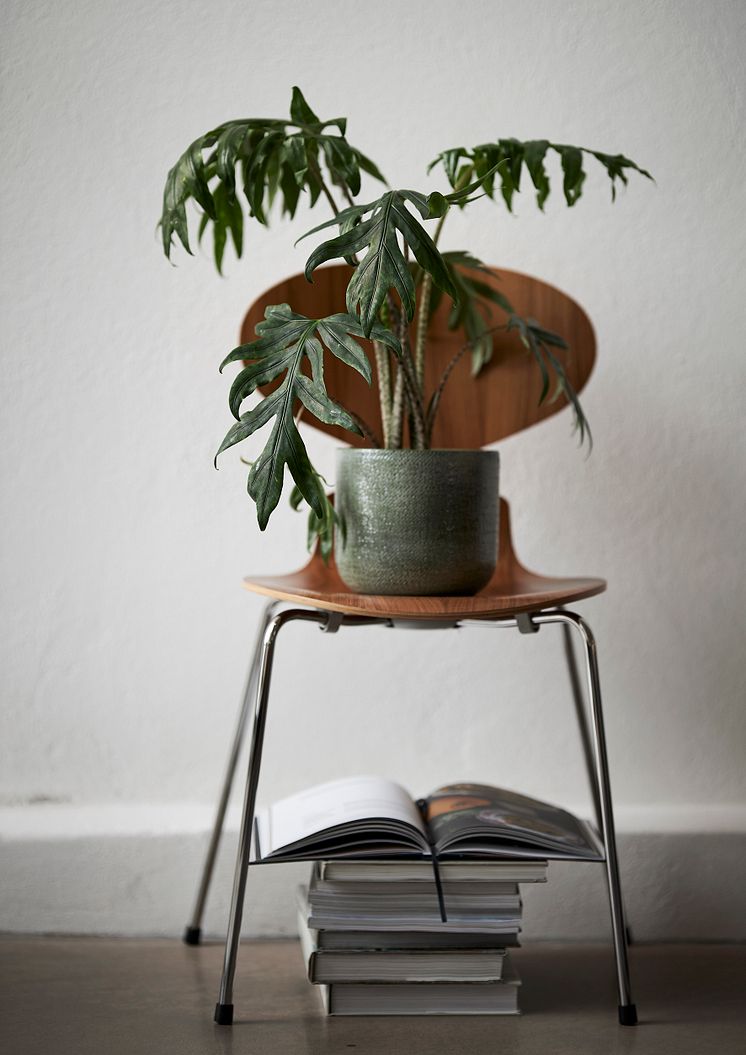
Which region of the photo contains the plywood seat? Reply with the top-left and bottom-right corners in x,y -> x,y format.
243,498 -> 605,620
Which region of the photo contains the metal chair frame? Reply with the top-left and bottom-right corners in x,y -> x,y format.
184,600 -> 637,1028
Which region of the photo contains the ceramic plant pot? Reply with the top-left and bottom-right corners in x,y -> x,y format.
334,449 -> 500,596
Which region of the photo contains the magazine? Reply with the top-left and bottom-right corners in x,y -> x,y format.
254,776 -> 602,862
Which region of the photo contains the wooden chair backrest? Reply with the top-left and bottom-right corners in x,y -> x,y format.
240,263 -> 596,448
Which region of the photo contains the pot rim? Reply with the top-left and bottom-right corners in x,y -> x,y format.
336,447 -> 499,456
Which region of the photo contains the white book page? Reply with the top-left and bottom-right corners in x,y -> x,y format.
258,776 -> 425,856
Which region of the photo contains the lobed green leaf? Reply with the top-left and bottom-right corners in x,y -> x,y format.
159,88 -> 386,267
429,138 -> 652,211
303,188 -> 465,337
216,307 -> 384,528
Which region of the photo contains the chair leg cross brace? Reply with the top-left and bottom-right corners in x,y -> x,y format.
199,606 -> 636,1027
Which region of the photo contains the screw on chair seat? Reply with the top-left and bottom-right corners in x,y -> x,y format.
242,498 -> 605,621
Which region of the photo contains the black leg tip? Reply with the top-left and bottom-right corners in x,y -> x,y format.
183,926 -> 201,946
214,1003 -> 234,1026
619,1003 -> 638,1026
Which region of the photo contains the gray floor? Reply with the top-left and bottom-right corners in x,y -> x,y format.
1,937 -> 745,1055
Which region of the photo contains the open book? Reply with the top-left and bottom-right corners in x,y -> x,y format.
254,776 -> 603,862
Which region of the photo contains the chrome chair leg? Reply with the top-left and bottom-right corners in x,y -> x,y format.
561,614 -> 634,947
184,601 -> 279,946
535,609 -> 637,1026
214,608 -> 329,1026
560,617 -> 603,836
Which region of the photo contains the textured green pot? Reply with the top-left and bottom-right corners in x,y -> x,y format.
335,449 -> 500,596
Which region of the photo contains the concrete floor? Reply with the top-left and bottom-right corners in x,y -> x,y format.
1,938 -> 744,1055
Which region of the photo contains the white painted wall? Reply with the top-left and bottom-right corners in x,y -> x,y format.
1,0 -> 745,937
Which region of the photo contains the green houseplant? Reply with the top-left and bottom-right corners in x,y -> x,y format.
160,87 -> 650,593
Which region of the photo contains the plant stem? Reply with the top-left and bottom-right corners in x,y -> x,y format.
397,310 -> 426,450
414,272 -> 432,389
400,359 -> 427,449
392,243 -> 425,449
411,187 -> 457,405
432,210 -> 449,246
307,154 -> 342,217
389,366 -> 405,448
424,341 -> 468,445
425,320 -> 516,442
373,340 -> 392,447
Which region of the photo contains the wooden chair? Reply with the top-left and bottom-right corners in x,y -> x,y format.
185,265 -> 638,1028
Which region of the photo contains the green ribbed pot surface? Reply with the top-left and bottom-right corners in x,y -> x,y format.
335,449 -> 499,596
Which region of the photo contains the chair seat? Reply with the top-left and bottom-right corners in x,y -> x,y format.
243,499 -> 606,621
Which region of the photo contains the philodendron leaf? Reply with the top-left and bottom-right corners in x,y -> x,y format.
423,250 -> 589,443
197,182 -> 244,274
300,193 -> 448,336
160,87 -> 386,267
440,251 -> 515,374
423,251 -> 518,374
428,139 -> 652,211
289,478 -> 341,563
416,160 -> 506,217
299,163 -> 504,337
216,306 -> 399,529
506,314 -> 592,449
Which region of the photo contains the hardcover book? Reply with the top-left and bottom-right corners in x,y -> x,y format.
312,964 -> 521,1016
297,899 -> 509,984
305,866 -> 522,931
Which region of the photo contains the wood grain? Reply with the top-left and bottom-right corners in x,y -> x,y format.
240,264 -> 596,449
242,498 -> 605,619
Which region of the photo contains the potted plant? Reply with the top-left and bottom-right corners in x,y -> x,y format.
160,87 -> 650,594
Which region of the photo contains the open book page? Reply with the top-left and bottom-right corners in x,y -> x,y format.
256,776 -> 427,859
424,783 -> 602,859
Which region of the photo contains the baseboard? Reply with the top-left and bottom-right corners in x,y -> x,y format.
1,803 -> 744,941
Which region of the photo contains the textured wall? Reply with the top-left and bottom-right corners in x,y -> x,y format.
1,0 -> 745,935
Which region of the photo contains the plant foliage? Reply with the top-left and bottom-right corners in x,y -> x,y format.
161,88 -> 652,536
429,139 -> 652,211
423,253 -> 588,444
299,165 -> 502,335
160,87 -> 385,273
434,251 -> 516,373
507,315 -> 591,448
289,478 -> 341,563
216,305 -> 398,528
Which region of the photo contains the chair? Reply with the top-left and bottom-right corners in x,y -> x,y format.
184,264 -> 638,1028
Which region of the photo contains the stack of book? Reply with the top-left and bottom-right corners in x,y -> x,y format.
296,858 -> 547,1015
254,775 -> 602,1016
